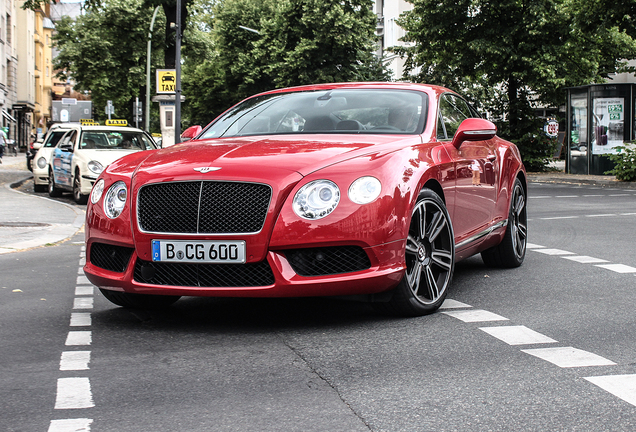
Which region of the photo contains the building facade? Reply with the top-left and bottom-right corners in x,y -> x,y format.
2,0 -> 18,140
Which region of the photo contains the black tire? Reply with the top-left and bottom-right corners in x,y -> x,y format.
73,169 -> 88,204
374,188 -> 455,317
481,177 -> 527,268
99,288 -> 180,309
48,168 -> 62,197
34,183 -> 47,193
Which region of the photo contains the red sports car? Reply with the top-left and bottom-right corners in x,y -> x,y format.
84,82 -> 527,316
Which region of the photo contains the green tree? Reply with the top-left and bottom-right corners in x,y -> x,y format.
52,0 -> 166,125
394,0 -> 636,141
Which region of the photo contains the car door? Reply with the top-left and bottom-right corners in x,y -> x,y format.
52,130 -> 78,188
438,94 -> 499,243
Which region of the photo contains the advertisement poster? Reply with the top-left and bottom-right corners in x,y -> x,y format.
592,98 -> 624,155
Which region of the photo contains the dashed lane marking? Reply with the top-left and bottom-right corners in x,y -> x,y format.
479,325 -> 557,346
70,313 -> 91,327
585,375 -> 636,407
562,255 -> 609,264
75,286 -> 93,296
48,418 -> 93,432
65,331 -> 92,346
533,248 -> 575,256
439,299 -> 471,309
442,309 -> 508,322
60,351 -> 91,371
54,377 -> 94,409
521,347 -> 616,368
595,264 -> 636,274
73,297 -> 93,310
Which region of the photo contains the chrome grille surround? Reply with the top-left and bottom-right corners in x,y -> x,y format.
137,180 -> 272,235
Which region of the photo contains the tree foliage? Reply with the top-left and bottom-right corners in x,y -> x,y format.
394,0 -> 636,142
53,0 -> 166,124
182,0 -> 389,126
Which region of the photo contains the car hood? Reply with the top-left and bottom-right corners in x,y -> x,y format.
131,134 -> 420,183
79,149 -> 145,167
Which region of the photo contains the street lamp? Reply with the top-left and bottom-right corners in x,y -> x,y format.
145,6 -> 161,132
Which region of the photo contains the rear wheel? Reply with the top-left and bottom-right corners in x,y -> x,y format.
73,169 -> 88,204
99,288 -> 180,309
481,177 -> 527,268
48,168 -> 62,197
374,188 -> 455,317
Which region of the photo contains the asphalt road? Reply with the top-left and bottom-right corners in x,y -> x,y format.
1,180 -> 636,431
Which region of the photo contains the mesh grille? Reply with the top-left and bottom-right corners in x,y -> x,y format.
138,181 -> 271,234
284,246 -> 371,276
90,242 -> 135,273
133,258 -> 275,287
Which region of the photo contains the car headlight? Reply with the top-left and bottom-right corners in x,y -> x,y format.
88,160 -> 104,175
293,180 -> 340,220
348,176 -> 382,204
37,156 -> 47,169
91,179 -> 105,204
103,181 -> 127,219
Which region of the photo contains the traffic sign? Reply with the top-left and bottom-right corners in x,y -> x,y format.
157,69 -> 177,94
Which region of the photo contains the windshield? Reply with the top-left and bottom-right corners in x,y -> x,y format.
200,89 -> 427,139
79,131 -> 157,150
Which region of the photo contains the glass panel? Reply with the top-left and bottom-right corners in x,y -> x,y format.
569,94 -> 588,174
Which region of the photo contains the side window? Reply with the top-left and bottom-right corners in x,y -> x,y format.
438,94 -> 472,139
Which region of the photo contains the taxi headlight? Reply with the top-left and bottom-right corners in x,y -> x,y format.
90,179 -> 105,204
293,180 -> 340,220
348,176 -> 382,204
103,181 -> 127,219
37,156 -> 47,169
88,160 -> 104,175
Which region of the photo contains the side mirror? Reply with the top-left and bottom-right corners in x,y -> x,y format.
33,141 -> 44,151
450,118 -> 497,149
60,143 -> 73,152
181,125 -> 202,142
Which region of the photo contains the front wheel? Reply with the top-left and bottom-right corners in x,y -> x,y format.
48,168 -> 62,197
99,289 -> 180,309
374,188 -> 455,317
481,177 -> 527,268
73,170 -> 88,204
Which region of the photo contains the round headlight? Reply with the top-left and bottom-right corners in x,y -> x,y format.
37,156 -> 47,169
103,181 -> 127,219
293,180 -> 340,220
88,160 -> 104,175
348,176 -> 382,204
90,179 -> 105,204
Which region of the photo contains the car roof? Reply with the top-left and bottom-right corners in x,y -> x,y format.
49,124 -> 145,133
254,81 -> 452,98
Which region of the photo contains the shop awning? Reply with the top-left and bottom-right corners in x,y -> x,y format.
2,109 -> 16,123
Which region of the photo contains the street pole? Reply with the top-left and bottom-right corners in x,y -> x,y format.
145,6 -> 160,132
174,0 -> 182,143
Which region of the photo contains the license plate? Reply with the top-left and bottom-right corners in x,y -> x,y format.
151,240 -> 246,263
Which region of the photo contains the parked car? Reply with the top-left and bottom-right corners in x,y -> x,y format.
84,82 -> 527,316
33,124 -> 75,191
27,138 -> 43,171
48,125 -> 158,204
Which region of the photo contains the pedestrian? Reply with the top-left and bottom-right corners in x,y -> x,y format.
0,127 -> 6,164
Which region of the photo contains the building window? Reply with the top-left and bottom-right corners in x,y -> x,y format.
6,14 -> 11,45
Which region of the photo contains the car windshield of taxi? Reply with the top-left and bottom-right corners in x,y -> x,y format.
49,126 -> 157,204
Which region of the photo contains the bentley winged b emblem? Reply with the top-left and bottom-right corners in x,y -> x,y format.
193,167 -> 221,173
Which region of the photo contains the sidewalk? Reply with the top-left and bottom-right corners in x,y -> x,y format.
0,153 -> 85,254
527,160 -> 636,190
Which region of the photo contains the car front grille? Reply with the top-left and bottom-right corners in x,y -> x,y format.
90,242 -> 135,273
133,258 -> 276,287
284,246 -> 371,276
137,181 -> 272,234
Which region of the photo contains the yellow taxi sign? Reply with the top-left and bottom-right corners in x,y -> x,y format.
157,69 -> 176,94
105,119 -> 128,126
80,119 -> 100,126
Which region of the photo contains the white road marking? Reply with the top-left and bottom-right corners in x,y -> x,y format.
621,212 -> 636,216
533,248 -> 575,255
439,299 -> 472,309
48,418 -> 93,432
79,257 -> 86,266
479,326 -> 557,345
540,216 -> 579,220
585,375 -> 636,407
73,298 -> 93,310
562,255 -> 609,264
529,196 -> 552,199
75,286 -> 93,296
583,194 -> 604,197
65,331 -> 92,346
60,351 -> 91,371
521,347 -> 616,368
76,275 -> 90,285
526,243 -> 545,249
55,378 -> 94,409
70,313 -> 91,327
595,264 -> 636,273
586,214 -> 617,218
442,309 -> 508,322
556,195 -> 579,198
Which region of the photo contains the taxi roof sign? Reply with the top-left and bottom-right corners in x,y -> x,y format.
105,119 -> 128,126
80,119 -> 100,126
157,69 -> 176,94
